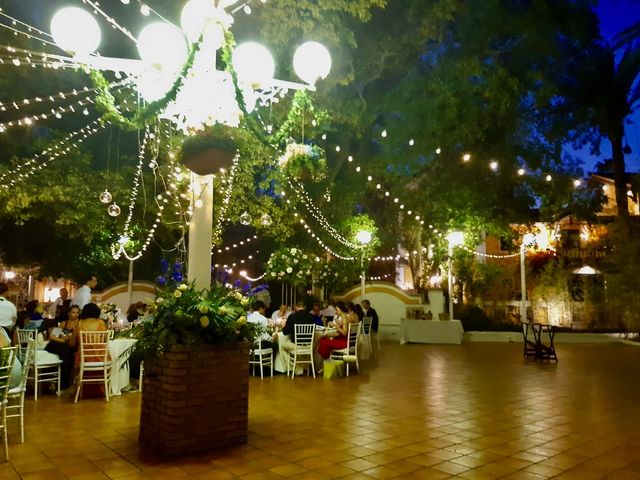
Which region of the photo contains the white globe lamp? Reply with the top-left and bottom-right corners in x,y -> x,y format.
356,230 -> 372,245
293,41 -> 332,85
137,69 -> 177,102
137,22 -> 188,72
232,42 -> 275,86
51,7 -> 101,55
180,0 -> 216,43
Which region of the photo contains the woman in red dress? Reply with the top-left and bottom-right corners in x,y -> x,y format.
317,302 -> 358,359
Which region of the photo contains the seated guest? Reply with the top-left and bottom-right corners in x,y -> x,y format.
73,303 -> 109,398
346,302 -> 360,324
354,303 -> 365,320
362,299 -> 379,332
20,300 -> 44,332
248,301 -> 277,352
317,302 -> 358,359
280,301 -> 317,374
126,302 -> 146,323
270,304 -> 292,327
0,325 -> 22,388
45,304 -> 80,390
310,303 -> 324,327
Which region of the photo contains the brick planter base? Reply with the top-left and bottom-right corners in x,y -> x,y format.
139,343 -> 250,456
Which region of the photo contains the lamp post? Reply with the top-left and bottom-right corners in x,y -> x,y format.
520,233 -> 536,322
446,231 -> 464,321
356,230 -> 373,300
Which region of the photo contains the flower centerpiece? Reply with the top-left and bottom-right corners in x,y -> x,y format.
278,142 -> 327,181
264,247 -> 314,286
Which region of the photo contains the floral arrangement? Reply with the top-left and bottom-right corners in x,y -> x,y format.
98,303 -> 118,323
278,143 -> 328,182
313,260 -> 359,290
126,281 -> 260,361
264,247 -> 314,286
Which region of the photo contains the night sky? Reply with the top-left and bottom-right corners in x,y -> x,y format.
580,0 -> 640,173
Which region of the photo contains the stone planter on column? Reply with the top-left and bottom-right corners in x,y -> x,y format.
139,343 -> 250,456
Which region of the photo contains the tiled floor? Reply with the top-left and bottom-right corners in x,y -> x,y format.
2,342 -> 640,479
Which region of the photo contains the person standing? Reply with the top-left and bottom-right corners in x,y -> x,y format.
362,299 -> 379,332
72,276 -> 97,310
0,282 -> 17,337
48,287 -> 70,318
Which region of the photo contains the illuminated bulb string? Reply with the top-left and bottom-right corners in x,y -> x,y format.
81,0 -> 138,44
287,178 -> 361,250
0,18 -> 59,49
122,125 -> 152,236
0,118 -> 105,188
0,10 -> 54,40
211,154 -> 239,246
298,217 -> 355,261
214,235 -> 259,255
459,245 -> 521,259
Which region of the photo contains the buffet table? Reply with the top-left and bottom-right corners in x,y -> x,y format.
399,319 -> 464,345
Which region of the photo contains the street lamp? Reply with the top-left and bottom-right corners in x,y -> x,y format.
446,231 -> 464,321
356,230 -> 373,300
520,233 -> 536,321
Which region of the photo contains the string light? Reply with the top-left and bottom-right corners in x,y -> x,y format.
460,245 -> 521,259
81,0 -> 138,44
287,178 -> 361,250
298,217 -> 355,261
0,118 -> 106,189
122,126 -> 152,236
212,154 -> 240,246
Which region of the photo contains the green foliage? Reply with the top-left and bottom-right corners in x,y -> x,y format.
126,282 -> 259,362
181,124 -> 239,160
264,247 -> 314,285
604,219 -> 640,332
278,143 -> 328,182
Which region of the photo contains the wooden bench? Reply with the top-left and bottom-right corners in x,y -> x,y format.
521,322 -> 558,362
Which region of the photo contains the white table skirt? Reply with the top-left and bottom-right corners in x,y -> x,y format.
399,319 -> 464,345
108,338 -> 137,396
274,331 -> 324,373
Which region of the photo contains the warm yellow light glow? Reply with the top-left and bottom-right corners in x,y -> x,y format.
51,7 -> 101,55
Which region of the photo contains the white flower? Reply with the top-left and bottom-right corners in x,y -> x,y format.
303,255 -> 308,259
291,248 -> 298,254
174,290 -> 182,298
279,271 -> 285,276
293,259 -> 299,264
178,284 -> 188,291
156,298 -> 164,304
286,267 -> 293,274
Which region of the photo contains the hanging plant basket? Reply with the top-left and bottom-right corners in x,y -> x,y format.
181,124 -> 238,175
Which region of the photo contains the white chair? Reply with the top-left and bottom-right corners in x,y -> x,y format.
138,361 -> 144,392
0,346 -> 19,461
6,339 -> 34,443
107,330 -> 115,340
75,331 -> 112,403
288,324 -> 316,379
330,322 -> 361,376
249,340 -> 274,379
361,317 -> 373,353
363,316 -> 381,350
15,328 -> 34,362
24,332 -> 62,401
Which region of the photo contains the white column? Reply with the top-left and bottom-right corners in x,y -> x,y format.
188,173 -> 214,291
360,252 -> 366,301
127,260 -> 134,307
448,246 -> 454,321
520,248 -> 527,321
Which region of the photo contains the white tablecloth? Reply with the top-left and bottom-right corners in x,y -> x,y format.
274,331 -> 324,373
108,338 -> 137,396
399,319 -> 464,345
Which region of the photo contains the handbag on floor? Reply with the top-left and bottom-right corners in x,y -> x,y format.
323,359 -> 345,379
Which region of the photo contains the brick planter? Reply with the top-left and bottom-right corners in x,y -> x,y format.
139,343 -> 250,456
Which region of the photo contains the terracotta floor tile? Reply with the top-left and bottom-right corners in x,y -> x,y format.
2,343 -> 640,480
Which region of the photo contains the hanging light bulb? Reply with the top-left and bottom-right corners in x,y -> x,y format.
99,190 -> 113,204
260,213 -> 272,226
239,211 -> 251,225
108,203 -> 122,217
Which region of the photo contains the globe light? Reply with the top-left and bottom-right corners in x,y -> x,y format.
293,41 -> 332,85
136,69 -> 177,102
99,190 -> 113,204
356,230 -> 372,245
181,0 -> 217,43
232,42 -> 275,86
108,203 -> 122,217
51,7 -> 101,55
446,231 -> 464,247
260,213 -> 273,226
137,22 -> 188,72
239,212 -> 251,225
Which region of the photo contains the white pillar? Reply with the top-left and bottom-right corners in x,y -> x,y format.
360,251 -> 366,301
448,245 -> 454,321
127,260 -> 134,307
188,173 -> 214,291
520,248 -> 527,321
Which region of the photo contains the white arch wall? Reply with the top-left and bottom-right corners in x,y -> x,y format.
335,282 -> 445,341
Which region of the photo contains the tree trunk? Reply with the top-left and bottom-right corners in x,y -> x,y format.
610,126 -> 629,217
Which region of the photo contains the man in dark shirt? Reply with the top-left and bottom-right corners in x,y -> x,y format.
362,299 -> 379,332
282,301 -> 315,340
